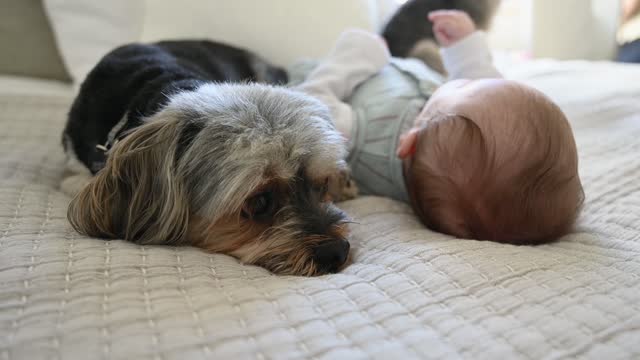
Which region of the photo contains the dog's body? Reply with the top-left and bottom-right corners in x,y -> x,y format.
64,40 -> 288,174
63,40 -> 353,276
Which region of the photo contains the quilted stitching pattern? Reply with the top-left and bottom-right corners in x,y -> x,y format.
1,62 -> 640,360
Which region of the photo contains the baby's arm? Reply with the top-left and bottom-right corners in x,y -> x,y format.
429,10 -> 502,79
297,29 -> 390,138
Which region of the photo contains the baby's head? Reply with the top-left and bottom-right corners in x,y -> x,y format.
398,79 -> 584,244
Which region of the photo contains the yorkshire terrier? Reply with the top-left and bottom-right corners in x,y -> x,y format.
62,40 -> 356,276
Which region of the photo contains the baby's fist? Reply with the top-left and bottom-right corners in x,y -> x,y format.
428,10 -> 476,47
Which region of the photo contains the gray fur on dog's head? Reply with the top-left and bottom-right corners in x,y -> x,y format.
167,83 -> 347,219
68,83 -> 352,275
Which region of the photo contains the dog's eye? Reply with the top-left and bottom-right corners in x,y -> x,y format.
242,191 -> 275,220
322,177 -> 329,195
315,177 -> 331,202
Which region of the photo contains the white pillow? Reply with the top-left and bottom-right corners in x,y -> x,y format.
141,0 -> 389,67
43,0 -> 145,84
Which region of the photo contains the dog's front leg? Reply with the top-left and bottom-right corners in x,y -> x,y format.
328,167 -> 359,202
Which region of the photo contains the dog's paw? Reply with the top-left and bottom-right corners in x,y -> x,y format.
328,167 -> 359,202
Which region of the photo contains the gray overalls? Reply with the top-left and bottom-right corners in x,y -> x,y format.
290,58 -> 443,202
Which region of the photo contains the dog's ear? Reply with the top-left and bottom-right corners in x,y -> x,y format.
67,118 -> 190,245
248,56 -> 288,85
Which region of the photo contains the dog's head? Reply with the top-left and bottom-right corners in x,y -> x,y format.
68,83 -> 352,275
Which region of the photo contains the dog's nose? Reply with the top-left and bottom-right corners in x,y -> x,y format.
312,239 -> 350,274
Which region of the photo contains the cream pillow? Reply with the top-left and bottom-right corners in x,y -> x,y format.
141,0 -> 386,66
43,0 -> 145,84
0,0 -> 71,82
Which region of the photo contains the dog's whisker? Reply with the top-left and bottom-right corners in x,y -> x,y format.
339,220 -> 361,226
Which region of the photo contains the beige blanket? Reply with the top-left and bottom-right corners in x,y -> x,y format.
1,60 -> 640,359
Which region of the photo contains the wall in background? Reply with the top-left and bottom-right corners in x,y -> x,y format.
141,0 -> 379,66
532,0 -> 620,60
488,0 -> 532,54
489,0 -> 621,60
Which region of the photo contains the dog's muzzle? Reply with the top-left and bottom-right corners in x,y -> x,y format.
312,238 -> 350,274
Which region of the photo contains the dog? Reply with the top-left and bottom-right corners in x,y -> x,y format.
62,40 -> 355,276
382,0 -> 501,73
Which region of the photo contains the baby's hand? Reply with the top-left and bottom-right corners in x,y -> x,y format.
428,10 -> 476,47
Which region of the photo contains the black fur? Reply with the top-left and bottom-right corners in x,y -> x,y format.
382,0 -> 501,57
291,174 -> 346,237
175,119 -> 207,163
63,40 -> 287,174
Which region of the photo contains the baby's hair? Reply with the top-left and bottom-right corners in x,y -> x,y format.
405,87 -> 584,244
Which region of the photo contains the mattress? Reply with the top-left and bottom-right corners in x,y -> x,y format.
1,62 -> 639,360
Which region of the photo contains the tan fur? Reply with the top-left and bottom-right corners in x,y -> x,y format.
189,204 -> 351,276
67,118 -> 191,245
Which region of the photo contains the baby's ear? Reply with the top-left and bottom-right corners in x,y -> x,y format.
396,128 -> 421,159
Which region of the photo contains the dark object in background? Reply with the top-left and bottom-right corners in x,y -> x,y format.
618,39 -> 640,63
382,0 -> 501,73
617,0 -> 640,63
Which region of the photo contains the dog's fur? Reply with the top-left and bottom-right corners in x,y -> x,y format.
63,40 -> 354,276
382,0 -> 501,73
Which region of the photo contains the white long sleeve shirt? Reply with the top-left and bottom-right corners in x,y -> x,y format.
297,30 -> 501,140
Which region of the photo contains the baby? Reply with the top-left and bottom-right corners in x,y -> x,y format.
296,10 -> 584,244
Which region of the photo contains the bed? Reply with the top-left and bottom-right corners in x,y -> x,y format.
1,55 -> 640,359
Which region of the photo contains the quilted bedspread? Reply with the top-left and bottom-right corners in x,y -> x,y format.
1,60 -> 640,360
